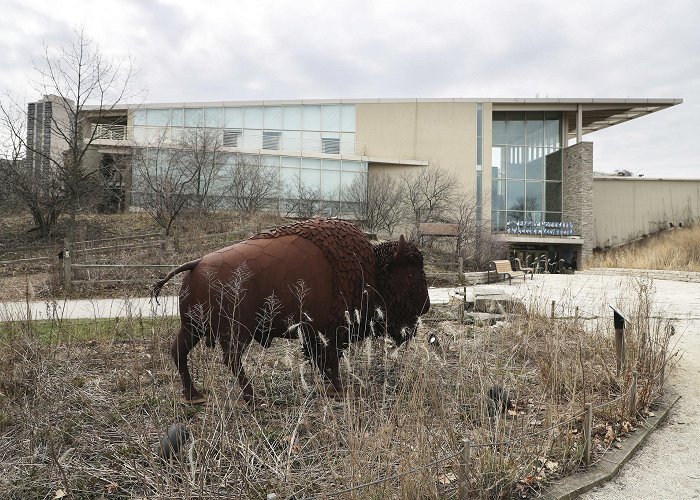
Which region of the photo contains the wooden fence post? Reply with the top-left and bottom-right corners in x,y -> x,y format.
629,371 -> 638,420
583,402 -> 592,466
458,438 -> 471,500
659,345 -> 667,389
575,306 -> 579,323
613,311 -> 625,377
550,300 -> 555,319
458,256 -> 464,275
63,237 -> 72,292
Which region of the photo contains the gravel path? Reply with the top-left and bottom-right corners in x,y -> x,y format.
2,272 -> 699,497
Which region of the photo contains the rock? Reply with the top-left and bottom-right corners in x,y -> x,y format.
474,294 -> 526,314
156,423 -> 190,460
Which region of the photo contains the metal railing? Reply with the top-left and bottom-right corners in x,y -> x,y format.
91,124 -> 366,156
93,123 -> 127,141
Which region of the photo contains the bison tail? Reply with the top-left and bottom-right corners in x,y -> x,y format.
151,258 -> 202,304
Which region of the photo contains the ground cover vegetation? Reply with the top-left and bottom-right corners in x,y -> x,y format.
590,224 -> 700,271
0,276 -> 673,499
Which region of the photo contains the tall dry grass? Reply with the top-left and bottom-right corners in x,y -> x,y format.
589,224 -> 700,271
0,278 -> 673,499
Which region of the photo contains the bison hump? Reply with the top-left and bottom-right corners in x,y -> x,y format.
251,219 -> 376,308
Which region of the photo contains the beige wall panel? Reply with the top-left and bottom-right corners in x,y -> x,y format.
593,178 -> 700,248
356,102 -> 477,193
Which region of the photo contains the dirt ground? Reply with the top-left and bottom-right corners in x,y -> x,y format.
0,273 -> 54,302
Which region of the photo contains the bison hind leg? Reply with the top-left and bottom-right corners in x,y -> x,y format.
171,324 -> 205,403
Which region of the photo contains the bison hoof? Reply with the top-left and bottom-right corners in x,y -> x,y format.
180,389 -> 207,405
180,394 -> 208,405
324,383 -> 345,398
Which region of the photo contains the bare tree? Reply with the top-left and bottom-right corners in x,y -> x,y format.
343,171 -> 404,235
227,153 -> 280,215
0,103 -> 66,235
131,133 -> 196,236
401,163 -> 461,230
178,127 -> 227,214
0,27 -> 137,237
284,175 -> 325,219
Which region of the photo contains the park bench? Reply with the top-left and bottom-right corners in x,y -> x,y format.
488,260 -> 531,285
513,258 -> 535,278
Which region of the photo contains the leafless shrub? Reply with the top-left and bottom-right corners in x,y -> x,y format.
226,153 -> 280,215
343,171 -> 404,236
283,175 -> 326,219
401,163 -> 461,233
177,127 -> 228,214
131,132 -> 198,236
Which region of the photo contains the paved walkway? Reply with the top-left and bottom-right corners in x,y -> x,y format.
2,273 -> 699,497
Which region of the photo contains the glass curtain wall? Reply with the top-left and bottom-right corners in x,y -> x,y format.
131,103 -> 364,212
491,111 -> 562,231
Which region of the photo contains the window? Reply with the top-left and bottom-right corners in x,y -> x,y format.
492,111 -> 563,230
262,130 -> 282,150
322,137 -> 340,154
223,129 -> 241,147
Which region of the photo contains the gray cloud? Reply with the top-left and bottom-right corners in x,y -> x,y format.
1,0 -> 697,176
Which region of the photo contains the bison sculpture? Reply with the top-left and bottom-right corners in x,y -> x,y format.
152,218 -> 430,404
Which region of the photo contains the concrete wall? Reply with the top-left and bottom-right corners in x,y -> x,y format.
562,142 -> 594,264
593,177 -> 700,248
356,101 -> 477,191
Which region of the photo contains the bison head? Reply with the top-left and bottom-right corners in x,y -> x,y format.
374,235 -> 430,345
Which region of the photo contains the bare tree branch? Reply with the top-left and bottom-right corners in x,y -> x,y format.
226,152 -> 280,215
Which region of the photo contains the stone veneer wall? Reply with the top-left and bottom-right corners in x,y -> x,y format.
562,142 -> 594,266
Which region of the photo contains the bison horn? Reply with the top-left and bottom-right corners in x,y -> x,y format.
392,234 -> 407,262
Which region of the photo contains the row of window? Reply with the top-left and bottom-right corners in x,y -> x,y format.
492,111 -> 561,149
133,104 -> 356,133
131,127 -> 357,155
132,151 -> 367,201
492,147 -> 562,181
492,179 -> 562,213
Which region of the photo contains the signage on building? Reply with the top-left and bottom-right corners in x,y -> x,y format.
506,220 -> 575,236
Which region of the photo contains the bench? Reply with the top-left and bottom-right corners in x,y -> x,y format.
418,222 -> 460,250
488,260 -> 531,285
513,258 -> 535,277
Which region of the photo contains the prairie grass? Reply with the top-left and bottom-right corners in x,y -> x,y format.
590,224 -> 700,271
0,278 -> 673,499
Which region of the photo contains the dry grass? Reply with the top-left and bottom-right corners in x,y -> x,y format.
0,279 -> 673,499
590,224 -> 700,271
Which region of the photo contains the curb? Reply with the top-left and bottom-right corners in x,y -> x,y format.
542,390 -> 681,499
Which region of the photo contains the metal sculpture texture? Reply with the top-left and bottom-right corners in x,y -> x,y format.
152,218 -> 430,403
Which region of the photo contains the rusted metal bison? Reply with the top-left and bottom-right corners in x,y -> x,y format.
152,218 -> 430,404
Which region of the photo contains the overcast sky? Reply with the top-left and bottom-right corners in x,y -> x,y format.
2,0 -> 698,178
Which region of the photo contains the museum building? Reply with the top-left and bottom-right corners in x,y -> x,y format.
28,96 -> 684,266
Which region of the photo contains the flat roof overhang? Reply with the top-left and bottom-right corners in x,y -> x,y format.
491,98 -> 683,137
83,97 -> 682,136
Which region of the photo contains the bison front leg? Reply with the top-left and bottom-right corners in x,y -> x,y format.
323,351 -> 344,397
304,331 -> 344,397
171,326 -> 206,403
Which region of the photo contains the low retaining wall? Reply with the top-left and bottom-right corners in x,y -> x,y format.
584,267 -> 700,283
